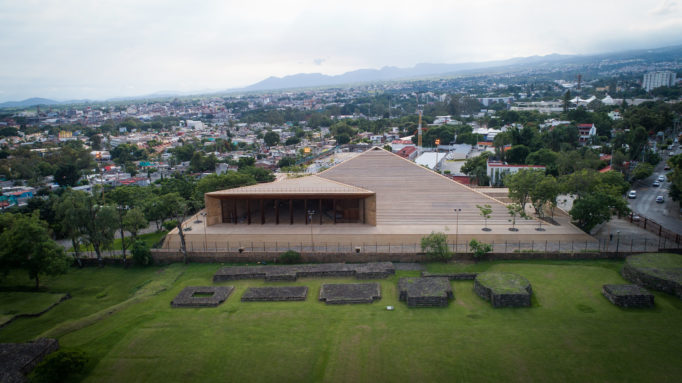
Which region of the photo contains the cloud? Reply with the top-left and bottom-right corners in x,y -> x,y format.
650,0 -> 678,16
313,58 -> 325,66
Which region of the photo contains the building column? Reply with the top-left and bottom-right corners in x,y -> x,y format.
319,199 -> 322,225
275,199 -> 279,225
304,199 -> 308,224
333,199 -> 337,224
247,199 -> 251,225
233,199 -> 237,224
260,199 -> 265,224
289,199 -> 293,225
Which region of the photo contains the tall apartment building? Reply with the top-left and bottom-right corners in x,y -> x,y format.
642,71 -> 677,92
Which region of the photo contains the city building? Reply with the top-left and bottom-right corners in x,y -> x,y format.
642,71 -> 677,92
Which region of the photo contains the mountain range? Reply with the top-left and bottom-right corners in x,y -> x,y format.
2,44 -> 681,108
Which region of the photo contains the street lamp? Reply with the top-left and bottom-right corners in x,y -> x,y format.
201,212 -> 208,251
616,230 -> 621,255
454,208 -> 461,253
308,210 -> 315,251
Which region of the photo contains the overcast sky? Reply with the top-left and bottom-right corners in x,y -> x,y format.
0,0 -> 681,102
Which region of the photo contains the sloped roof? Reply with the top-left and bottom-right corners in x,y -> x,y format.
318,147 -> 523,225
206,175 -> 374,197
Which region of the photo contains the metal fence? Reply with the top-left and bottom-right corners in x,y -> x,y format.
628,213 -> 682,245
153,237 -> 680,254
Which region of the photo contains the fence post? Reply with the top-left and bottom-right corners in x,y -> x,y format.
630,238 -> 633,253
585,241 -> 588,252
558,241 -> 560,252
492,241 -> 495,253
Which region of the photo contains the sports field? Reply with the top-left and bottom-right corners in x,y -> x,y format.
1,259 -> 681,382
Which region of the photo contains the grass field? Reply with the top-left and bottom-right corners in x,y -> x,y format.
0,291 -> 68,326
1,259 -> 681,382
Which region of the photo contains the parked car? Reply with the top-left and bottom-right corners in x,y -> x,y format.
664,165 -> 671,170
632,214 -> 641,222
628,190 -> 637,199
658,175 -> 666,182
653,181 -> 661,187
656,195 -> 664,203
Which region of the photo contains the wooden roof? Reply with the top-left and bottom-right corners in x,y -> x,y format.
206,174 -> 374,198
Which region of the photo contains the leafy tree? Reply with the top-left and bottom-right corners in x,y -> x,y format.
54,164 -> 80,187
469,239 -> 492,259
461,152 -> 491,186
526,148 -> 558,168
667,154 -> 682,201
506,169 -> 545,210
79,195 -> 117,266
106,186 -> 148,267
507,203 -> 526,231
161,193 -> 190,263
631,162 -> 654,181
277,156 -> 297,168
131,240 -> 152,266
336,133 -> 351,145
0,212 -> 70,289
263,131 -> 280,147
505,145 -> 530,164
529,175 -> 560,218
279,250 -> 302,264
569,192 -> 629,232
124,208 -> 148,243
239,166 -> 275,183
237,156 -> 255,169
195,172 -> 256,202
476,204 -> 493,230
55,189 -> 90,267
284,136 -> 300,146
421,232 -> 451,261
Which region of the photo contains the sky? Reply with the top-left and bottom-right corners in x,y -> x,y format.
0,0 -> 681,102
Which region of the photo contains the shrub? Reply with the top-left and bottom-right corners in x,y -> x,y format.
469,239 -> 493,259
132,240 -> 152,266
279,250 -> 302,264
163,220 -> 178,231
421,232 -> 451,261
30,350 -> 87,383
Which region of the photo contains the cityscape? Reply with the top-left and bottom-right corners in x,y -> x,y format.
1,1 -> 681,382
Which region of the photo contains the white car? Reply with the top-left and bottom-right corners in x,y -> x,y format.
656,195 -> 664,203
628,190 -> 637,199
658,175 -> 666,182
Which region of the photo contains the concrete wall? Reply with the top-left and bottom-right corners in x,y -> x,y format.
206,196 -> 221,226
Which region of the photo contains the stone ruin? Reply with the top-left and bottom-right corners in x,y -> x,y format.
171,286 -> 234,308
602,284 -> 654,308
474,272 -> 532,308
241,286 -> 308,302
0,338 -> 59,383
318,283 -> 381,304
398,277 -> 453,307
213,262 -> 395,283
421,272 -> 478,280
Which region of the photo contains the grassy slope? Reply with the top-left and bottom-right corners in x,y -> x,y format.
1,260 -> 681,382
0,292 -> 67,326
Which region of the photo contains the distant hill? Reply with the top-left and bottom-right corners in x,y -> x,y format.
0,97 -> 62,108
243,45 -> 682,92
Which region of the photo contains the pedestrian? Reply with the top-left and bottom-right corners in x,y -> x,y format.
609,233 -> 613,241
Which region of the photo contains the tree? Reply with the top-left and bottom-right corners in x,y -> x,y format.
55,189 -> 89,267
461,152 -> 491,186
106,186 -> 147,267
79,196 -> 117,267
476,204 -> 492,231
569,192 -> 629,232
529,176 -> 560,218
505,145 -> 530,165
506,169 -> 545,210
507,203 -> 525,231
284,136 -> 300,146
162,193 -> 190,263
0,212 -> 70,289
469,239 -> 492,259
54,164 -> 80,187
421,232 -> 451,261
631,162 -> 654,181
124,208 -> 148,243
336,133 -> 351,145
668,154 -> 682,201
263,131 -> 280,147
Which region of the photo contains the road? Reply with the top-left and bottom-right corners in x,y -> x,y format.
628,148 -> 682,235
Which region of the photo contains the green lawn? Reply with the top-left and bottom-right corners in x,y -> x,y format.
0,292 -> 68,326
69,231 -> 167,252
1,259 -> 681,382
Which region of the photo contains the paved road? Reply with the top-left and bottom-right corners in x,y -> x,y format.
628,149 -> 682,234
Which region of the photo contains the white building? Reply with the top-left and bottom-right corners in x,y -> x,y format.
486,161 -> 546,186
642,71 -> 677,92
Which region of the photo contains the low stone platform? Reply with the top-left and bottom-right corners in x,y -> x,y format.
474,272 -> 532,308
213,262 -> 395,283
171,286 -> 234,308
421,272 -> 478,280
319,283 -> 381,304
0,338 -> 59,383
621,253 -> 682,299
398,277 -> 453,307
602,284 -> 654,308
241,286 -> 308,302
